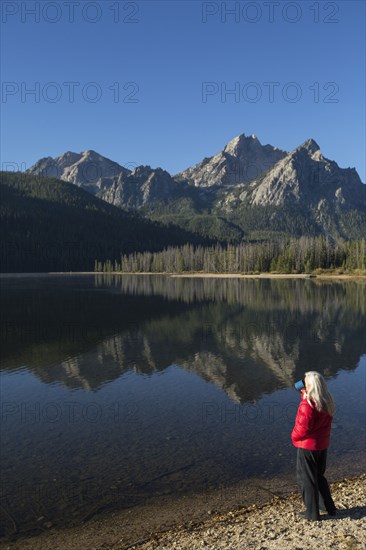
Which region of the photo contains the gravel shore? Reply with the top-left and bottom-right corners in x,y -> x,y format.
2,474 -> 365,550
130,474 -> 366,550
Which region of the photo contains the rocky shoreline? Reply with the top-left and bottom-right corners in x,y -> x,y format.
2,473 -> 364,550
130,474 -> 366,550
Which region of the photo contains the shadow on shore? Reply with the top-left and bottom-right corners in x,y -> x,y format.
321,505 -> 366,521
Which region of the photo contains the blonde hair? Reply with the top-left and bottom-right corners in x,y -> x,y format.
305,371 -> 335,416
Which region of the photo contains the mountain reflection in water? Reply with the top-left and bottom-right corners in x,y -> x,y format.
1,275 -> 365,403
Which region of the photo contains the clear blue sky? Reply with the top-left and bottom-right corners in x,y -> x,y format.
1,0 -> 365,180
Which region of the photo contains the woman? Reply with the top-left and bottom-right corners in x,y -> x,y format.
291,371 -> 337,521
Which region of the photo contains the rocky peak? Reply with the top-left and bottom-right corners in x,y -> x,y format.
247,138 -> 364,208
62,151 -> 81,159
82,149 -> 98,155
296,138 -> 321,155
131,165 -> 154,178
223,134 -> 264,158
223,133 -> 255,154
80,149 -> 102,160
27,150 -> 129,193
99,164 -> 184,209
176,133 -> 287,187
54,151 -> 83,169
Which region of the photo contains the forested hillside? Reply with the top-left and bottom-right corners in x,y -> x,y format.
0,172 -> 211,272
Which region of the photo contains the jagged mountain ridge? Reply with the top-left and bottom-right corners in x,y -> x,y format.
251,139 -> 363,208
99,165 -> 192,209
216,138 -> 364,209
174,133 -> 287,187
27,134 -> 366,240
28,149 -> 130,195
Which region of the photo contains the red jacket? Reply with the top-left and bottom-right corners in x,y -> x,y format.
291,393 -> 333,451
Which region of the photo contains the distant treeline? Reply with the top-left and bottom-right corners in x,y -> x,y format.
95,237 -> 366,274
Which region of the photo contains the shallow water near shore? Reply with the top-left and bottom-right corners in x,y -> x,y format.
1,274 -> 365,541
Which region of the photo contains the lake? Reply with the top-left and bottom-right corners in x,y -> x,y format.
1,274 -> 365,540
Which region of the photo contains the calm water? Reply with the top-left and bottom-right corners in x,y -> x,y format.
1,274 -> 365,538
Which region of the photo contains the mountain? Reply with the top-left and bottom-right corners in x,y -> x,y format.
27,149 -> 129,195
213,139 -> 366,240
0,171 -> 211,272
26,134 -> 366,241
99,165 -> 191,209
27,150 -> 238,241
174,133 -> 287,187
27,152 -> 205,213
248,139 -> 364,208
